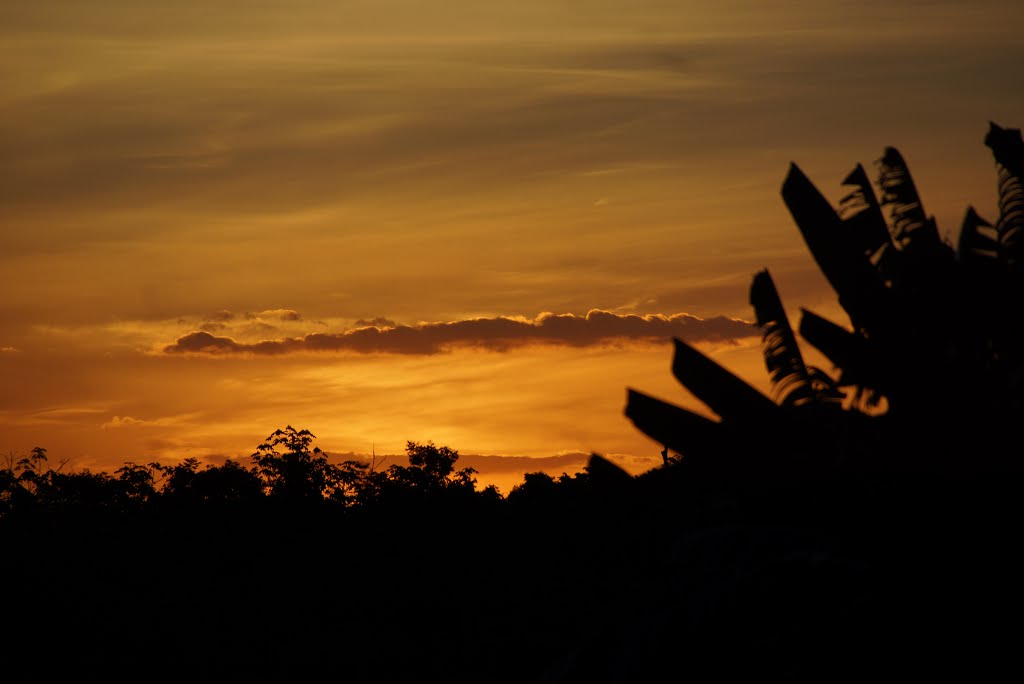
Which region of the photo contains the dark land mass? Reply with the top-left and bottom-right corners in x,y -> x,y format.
4,449 -> 1023,683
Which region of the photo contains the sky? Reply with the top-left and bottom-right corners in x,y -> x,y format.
2,1 -> 1023,493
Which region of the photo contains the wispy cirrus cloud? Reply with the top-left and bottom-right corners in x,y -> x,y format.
0,406 -> 108,427
163,309 -> 755,356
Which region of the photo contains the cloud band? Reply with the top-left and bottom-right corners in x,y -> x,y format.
163,310 -> 755,356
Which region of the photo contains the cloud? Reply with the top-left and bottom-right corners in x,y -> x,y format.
355,317 -> 397,328
103,415 -> 147,428
239,321 -> 281,336
8,5 -> 1020,235
1,406 -> 108,427
167,332 -> 243,354
195,309 -> 303,334
101,413 -> 197,429
251,309 -> 302,321
163,310 -> 755,356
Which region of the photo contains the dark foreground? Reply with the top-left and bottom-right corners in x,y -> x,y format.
4,467 -> 1023,683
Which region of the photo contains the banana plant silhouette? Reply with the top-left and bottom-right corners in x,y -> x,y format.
624,122 -> 1024,481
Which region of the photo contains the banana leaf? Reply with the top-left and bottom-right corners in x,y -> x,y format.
671,337 -> 778,420
839,163 -> 893,259
798,308 -> 878,391
957,206 -> 998,263
624,389 -> 726,460
750,269 -> 817,407
985,122 -> 1024,268
585,454 -> 634,487
876,147 -> 943,252
782,163 -> 892,333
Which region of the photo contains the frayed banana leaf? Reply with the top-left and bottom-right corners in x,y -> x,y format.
749,269 -> 820,407
876,147 -> 939,246
839,163 -> 893,259
874,147 -> 958,332
985,122 -> 1024,268
782,163 -> 892,333
806,367 -> 846,403
624,389 -> 726,460
671,337 -> 777,421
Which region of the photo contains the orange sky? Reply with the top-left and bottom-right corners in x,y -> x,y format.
2,1 -> 1022,493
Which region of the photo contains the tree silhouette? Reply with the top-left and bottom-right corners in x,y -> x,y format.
154,457 -> 263,506
114,461 -> 158,504
387,441 -> 477,492
0,447 -> 134,514
250,425 -> 365,505
361,441 -> 487,512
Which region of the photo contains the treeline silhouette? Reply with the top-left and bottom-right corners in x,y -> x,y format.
4,122 -> 1024,682
2,427 -> 499,518
2,429 -> 646,683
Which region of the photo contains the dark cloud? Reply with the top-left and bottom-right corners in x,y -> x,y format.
168,331 -> 242,353
163,310 -> 756,356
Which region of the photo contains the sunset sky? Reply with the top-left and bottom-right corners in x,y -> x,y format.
2,1 -> 1022,493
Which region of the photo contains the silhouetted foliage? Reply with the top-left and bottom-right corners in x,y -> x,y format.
627,121 -> 1024,481
509,471 -> 559,503
155,457 -> 263,507
0,428 -> 501,519
251,425 -> 365,506
385,441 -> 477,493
